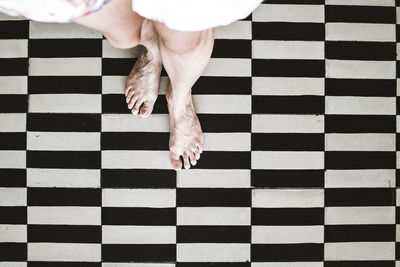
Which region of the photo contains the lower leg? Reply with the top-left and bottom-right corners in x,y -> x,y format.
153,21 -> 215,170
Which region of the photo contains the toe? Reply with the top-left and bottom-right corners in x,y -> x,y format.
196,143 -> 203,153
139,102 -> 154,118
126,88 -> 135,103
189,153 -> 197,166
170,152 -> 182,171
194,149 -> 200,160
128,95 -> 139,109
132,98 -> 145,115
183,154 -> 190,169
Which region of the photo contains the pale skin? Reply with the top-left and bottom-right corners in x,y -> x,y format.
74,0 -> 214,170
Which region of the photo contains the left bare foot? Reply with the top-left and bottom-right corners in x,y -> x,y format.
125,19 -> 162,118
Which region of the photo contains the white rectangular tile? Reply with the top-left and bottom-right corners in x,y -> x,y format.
28,94 -> 101,113
326,23 -> 395,42
0,225 -> 26,242
102,226 -> 176,244
0,188 -> 26,206
177,169 -> 250,188
203,133 -> 250,151
28,207 -> 101,225
252,151 -> 324,170
325,133 -> 395,151
0,40 -> 27,58
102,114 -> 169,132
325,96 -> 395,115
29,21 -> 102,38
252,225 -> 323,243
203,58 -> 251,77
252,41 -> 324,60
102,76 -> 126,94
0,114 -> 26,132
28,243 -> 101,261
325,242 -> 395,261
253,4 -> 324,22
253,189 -> 324,208
252,77 -> 324,96
215,21 -> 251,39
177,207 -> 250,225
102,189 -> 175,207
325,169 -> 395,188
252,114 -> 324,133
0,263 -> 27,267
326,60 -> 395,79
177,243 -> 250,262
193,95 -> 251,114
102,40 -> 140,58
0,151 -> 25,168
27,168 -> 100,188
102,151 -> 170,169
29,58 -> 101,76
0,77 -> 27,94
27,132 -> 100,151
326,0 -> 394,6
325,207 -> 395,225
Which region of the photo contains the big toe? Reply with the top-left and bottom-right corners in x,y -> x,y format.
170,152 -> 182,171
139,101 -> 155,118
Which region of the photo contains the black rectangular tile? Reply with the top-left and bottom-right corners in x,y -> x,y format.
325,225 -> 395,242
193,77 -> 251,95
28,225 -> 101,243
102,244 -> 176,262
0,169 -> 26,187
176,264 -> 250,267
251,243 -> 323,261
101,132 -> 169,150
252,59 -> 324,77
28,76 -> 101,94
177,188 -> 251,207
0,20 -> 29,39
102,58 -> 136,76
0,206 -> 26,224
0,58 -> 28,75
192,151 -> 250,169
252,207 -> 324,225
27,151 -> 101,169
325,115 -> 395,133
198,114 -> 251,132
326,5 -> 396,23
251,170 -> 324,188
324,261 -> 394,267
252,96 -> 324,114
102,207 -> 176,225
211,39 -> 251,58
252,133 -> 324,151
0,132 -> 26,150
101,169 -> 176,188
29,39 -> 102,57
0,243 -> 27,261
28,188 -> 101,206
252,22 -> 325,41
0,95 -> 27,113
325,151 -> 395,169
325,188 -> 394,206
325,79 -> 396,97
102,94 -> 168,114
177,226 -> 251,243
326,41 -> 396,61
28,262 -> 101,267
28,113 -> 101,132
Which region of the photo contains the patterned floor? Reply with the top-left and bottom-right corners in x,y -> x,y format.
0,0 -> 399,266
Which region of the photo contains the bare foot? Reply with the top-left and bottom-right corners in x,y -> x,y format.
166,83 -> 204,170
125,20 -> 162,118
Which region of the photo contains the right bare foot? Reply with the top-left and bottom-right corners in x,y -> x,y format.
125,19 -> 162,118
166,83 -> 204,170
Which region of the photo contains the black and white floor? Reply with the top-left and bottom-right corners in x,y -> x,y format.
0,0 -> 399,266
